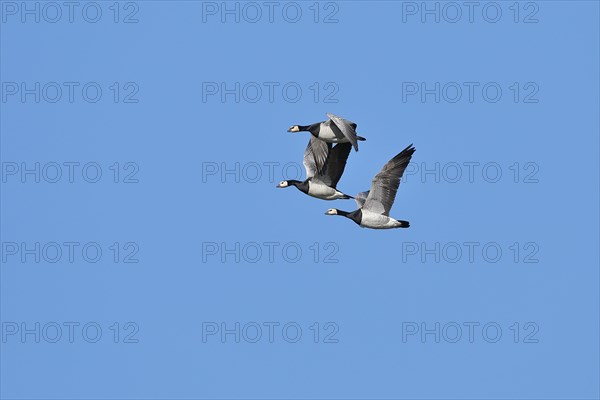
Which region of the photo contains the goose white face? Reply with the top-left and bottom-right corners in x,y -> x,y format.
277,181 -> 289,188
325,208 -> 338,215
288,125 -> 300,132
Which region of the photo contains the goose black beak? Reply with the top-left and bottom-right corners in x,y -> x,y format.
286,128 -> 293,132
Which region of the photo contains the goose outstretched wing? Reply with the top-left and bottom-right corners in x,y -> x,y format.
315,143 -> 352,188
303,136 -> 331,179
354,190 -> 370,208
363,144 -> 416,216
327,112 -> 360,152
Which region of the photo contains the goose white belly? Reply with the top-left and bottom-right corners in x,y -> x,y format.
307,181 -> 344,200
359,210 -> 401,229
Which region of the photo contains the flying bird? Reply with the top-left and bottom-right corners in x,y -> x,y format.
324,144 -> 416,229
277,136 -> 353,200
287,113 -> 366,152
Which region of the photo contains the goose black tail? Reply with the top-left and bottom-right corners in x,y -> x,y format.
357,136 -> 366,141
397,220 -> 410,228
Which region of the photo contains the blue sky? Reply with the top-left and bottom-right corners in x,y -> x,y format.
1,1 -> 599,399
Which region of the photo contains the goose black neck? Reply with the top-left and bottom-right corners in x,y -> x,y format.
289,179 -> 309,194
297,125 -> 312,131
339,209 -> 362,225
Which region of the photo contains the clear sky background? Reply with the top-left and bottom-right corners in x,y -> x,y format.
1,1 -> 599,399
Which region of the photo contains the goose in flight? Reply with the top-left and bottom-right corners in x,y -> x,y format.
325,144 -> 416,229
287,113 -> 366,152
277,136 -> 353,200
